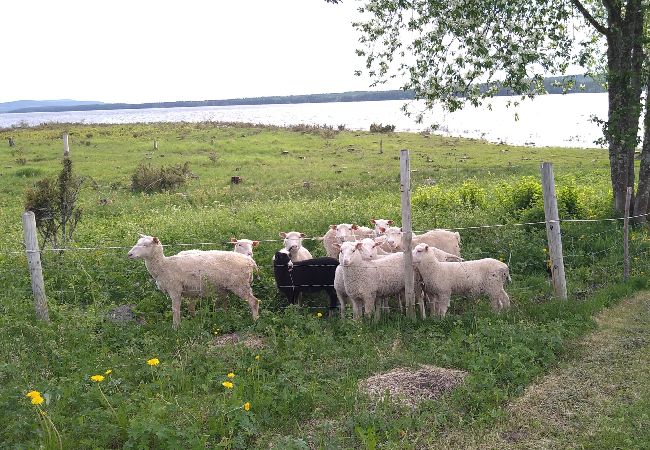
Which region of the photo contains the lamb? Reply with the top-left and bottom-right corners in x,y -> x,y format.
370,218 -> 393,236
322,223 -> 375,258
279,231 -> 313,261
128,234 -> 260,329
335,241 -> 406,321
229,238 -> 259,258
411,243 -> 510,317
272,249 -> 340,313
383,226 -> 461,257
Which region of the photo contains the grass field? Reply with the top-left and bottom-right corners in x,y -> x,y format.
1,121 -> 649,449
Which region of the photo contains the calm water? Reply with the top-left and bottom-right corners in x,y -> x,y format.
0,94 -> 609,148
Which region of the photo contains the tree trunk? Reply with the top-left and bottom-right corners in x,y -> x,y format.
634,73 -> 650,222
605,2 -> 644,214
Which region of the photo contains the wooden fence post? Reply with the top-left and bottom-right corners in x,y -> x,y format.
400,149 -> 417,319
22,211 -> 50,322
624,186 -> 632,280
540,162 -> 567,300
63,132 -> 69,157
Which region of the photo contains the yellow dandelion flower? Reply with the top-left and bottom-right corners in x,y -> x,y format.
227,372 -> 235,379
244,402 -> 251,411
147,358 -> 160,366
90,375 -> 105,383
105,369 -> 112,375
316,312 -> 323,318
222,381 -> 234,389
31,394 -> 44,405
26,390 -> 41,399
255,355 -> 260,361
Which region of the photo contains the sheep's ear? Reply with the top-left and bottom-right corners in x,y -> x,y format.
388,220 -> 394,225
332,243 -> 341,249
355,242 -> 363,250
152,236 -> 160,244
424,244 -> 429,251
370,218 -> 376,224
252,241 -> 260,247
230,237 -> 238,244
299,233 -> 306,238
351,224 -> 358,230
330,224 -> 337,230
400,227 -> 403,232
279,232 -> 287,238
139,233 -> 147,238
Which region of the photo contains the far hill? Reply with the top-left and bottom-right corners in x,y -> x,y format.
0,99 -> 104,113
2,75 -> 605,114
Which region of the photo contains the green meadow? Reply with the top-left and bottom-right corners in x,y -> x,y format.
1,121 -> 649,449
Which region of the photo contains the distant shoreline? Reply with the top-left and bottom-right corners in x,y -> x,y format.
2,75 -> 605,114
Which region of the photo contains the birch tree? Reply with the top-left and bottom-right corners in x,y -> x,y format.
352,0 -> 649,214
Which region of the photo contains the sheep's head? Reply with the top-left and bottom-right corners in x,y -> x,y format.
128,234 -> 160,259
384,226 -> 403,249
359,238 -> 381,261
334,223 -> 357,242
279,231 -> 305,253
411,243 -> 430,263
231,238 -> 259,258
273,249 -> 293,270
337,241 -> 363,267
370,218 -> 393,234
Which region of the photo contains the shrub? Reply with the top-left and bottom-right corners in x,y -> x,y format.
130,162 -> 192,193
458,179 -> 487,209
24,158 -> 83,249
369,123 -> 396,133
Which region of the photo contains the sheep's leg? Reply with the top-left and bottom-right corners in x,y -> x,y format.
362,294 -> 376,321
373,297 -> 382,322
425,293 -> 436,317
351,298 -> 363,320
170,292 -> 182,330
187,298 -> 196,317
492,289 -> 510,311
232,286 -> 260,321
336,291 -> 348,318
437,294 -> 451,317
326,288 -> 339,317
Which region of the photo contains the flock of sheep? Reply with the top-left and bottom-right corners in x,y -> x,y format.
127,219 -> 511,329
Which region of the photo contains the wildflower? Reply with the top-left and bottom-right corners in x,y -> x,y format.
222,381 -> 234,389
227,372 -> 235,379
90,375 -> 105,383
147,358 -> 160,366
255,355 -> 260,361
26,391 -> 44,405
105,369 -> 112,375
244,402 -> 251,411
316,312 -> 323,318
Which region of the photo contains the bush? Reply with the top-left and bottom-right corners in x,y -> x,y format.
369,123 -> 396,133
458,179 -> 487,209
24,158 -> 83,248
130,162 -> 193,193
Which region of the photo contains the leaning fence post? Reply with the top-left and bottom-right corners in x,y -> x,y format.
624,186 -> 632,280
22,211 -> 50,322
400,149 -> 417,319
63,132 -> 70,157
540,162 -> 567,300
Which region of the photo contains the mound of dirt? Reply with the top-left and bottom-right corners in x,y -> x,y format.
359,365 -> 467,408
211,332 -> 265,350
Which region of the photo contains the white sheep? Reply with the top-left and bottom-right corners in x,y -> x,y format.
411,243 -> 510,317
279,231 -> 313,261
322,223 -> 375,258
370,218 -> 394,236
335,241 -> 406,321
383,226 -> 461,256
128,234 -> 260,329
229,238 -> 259,258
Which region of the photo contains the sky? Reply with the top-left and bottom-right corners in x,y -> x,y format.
1,0 -> 387,104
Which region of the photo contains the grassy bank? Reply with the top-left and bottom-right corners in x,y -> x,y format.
0,122 -> 648,448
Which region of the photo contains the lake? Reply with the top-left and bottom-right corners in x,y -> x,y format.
0,93 -> 609,148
